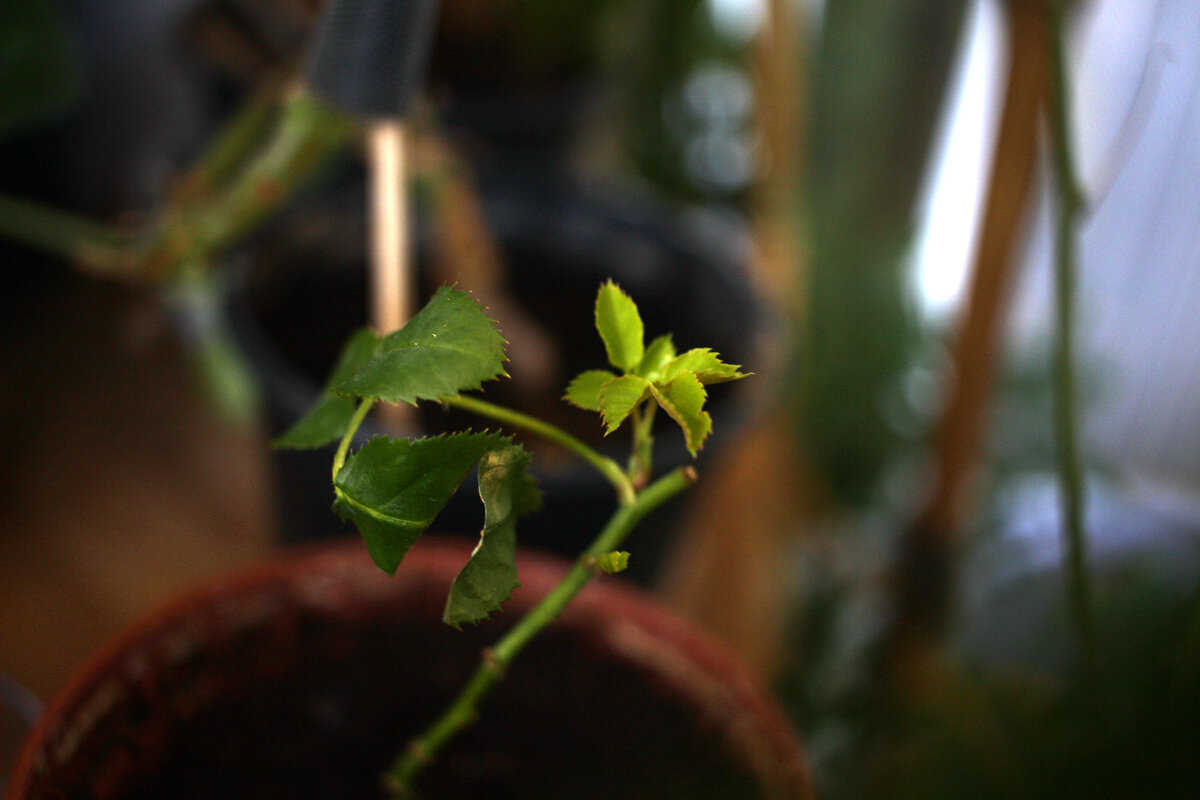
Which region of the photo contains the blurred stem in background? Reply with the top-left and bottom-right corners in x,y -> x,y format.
886,0 -> 1049,684
659,0 -> 809,680
0,82 -> 353,423
1045,0 -> 1096,693
800,0 -> 967,507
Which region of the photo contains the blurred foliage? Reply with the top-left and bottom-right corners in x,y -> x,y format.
433,0 -> 613,87
598,0 -> 753,202
777,531 -> 1200,799
874,572 -> 1200,799
0,0 -> 80,137
801,0 -> 968,506
434,0 -> 754,200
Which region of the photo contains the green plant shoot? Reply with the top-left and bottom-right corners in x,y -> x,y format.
275,280 -> 748,797
565,280 -> 748,485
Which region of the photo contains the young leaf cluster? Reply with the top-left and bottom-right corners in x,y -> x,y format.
275,286 -> 538,627
564,280 -> 748,456
274,281 -> 746,634
273,280 -> 750,796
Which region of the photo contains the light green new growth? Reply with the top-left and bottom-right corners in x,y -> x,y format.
596,551 -> 631,574
276,281 -> 748,798
564,279 -> 749,458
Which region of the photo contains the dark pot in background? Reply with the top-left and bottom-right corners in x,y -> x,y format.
229,167 -> 759,583
9,538 -> 813,799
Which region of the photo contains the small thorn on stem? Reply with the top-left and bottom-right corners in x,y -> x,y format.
482,647 -> 505,677
381,772 -> 408,798
682,465 -> 699,485
406,739 -> 429,764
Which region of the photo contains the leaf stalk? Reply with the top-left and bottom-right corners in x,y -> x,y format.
444,393 -> 636,504
332,399 -> 375,481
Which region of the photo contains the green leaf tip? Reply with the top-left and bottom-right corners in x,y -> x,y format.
663,348 -> 749,385
651,372 -> 712,456
335,286 -> 508,406
333,431 -> 511,575
595,280 -> 644,372
443,444 -> 542,629
563,369 -> 616,412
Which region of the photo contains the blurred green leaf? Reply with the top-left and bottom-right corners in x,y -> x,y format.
274,328 -> 382,449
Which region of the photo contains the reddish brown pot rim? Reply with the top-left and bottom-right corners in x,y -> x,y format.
9,536 -> 814,799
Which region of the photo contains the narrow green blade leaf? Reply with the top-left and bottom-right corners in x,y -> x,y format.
595,280 -> 644,372
598,374 -> 650,435
333,432 -> 508,574
336,287 -> 507,404
273,328 -> 382,449
650,372 -> 712,456
636,334 -> 677,380
443,445 -> 542,629
563,369 -> 617,411
663,348 -> 749,385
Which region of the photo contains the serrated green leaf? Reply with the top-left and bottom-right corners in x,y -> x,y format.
595,280 -> 644,372
563,369 -> 617,411
336,287 -> 507,404
443,445 -> 542,629
598,374 -> 651,434
273,328 -> 382,449
636,335 -> 677,380
662,348 -> 749,385
650,372 -> 712,456
333,432 -> 509,574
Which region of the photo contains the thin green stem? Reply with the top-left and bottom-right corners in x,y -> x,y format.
132,85 -> 356,280
193,86 -> 353,251
627,401 -> 657,487
332,399 -> 374,481
1046,0 -> 1096,686
170,80 -> 281,206
0,194 -> 129,269
0,85 -> 354,285
383,466 -> 697,797
444,394 -> 636,504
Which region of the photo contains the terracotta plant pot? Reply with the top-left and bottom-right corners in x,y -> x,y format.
9,538 -> 813,799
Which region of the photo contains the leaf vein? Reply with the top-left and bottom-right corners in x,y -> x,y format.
334,487 -> 422,528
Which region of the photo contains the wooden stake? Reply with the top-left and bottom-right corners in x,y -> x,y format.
367,120 -> 413,432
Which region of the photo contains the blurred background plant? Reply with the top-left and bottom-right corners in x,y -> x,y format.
3,0 -> 1200,796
